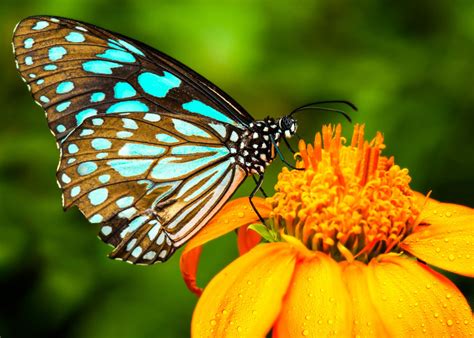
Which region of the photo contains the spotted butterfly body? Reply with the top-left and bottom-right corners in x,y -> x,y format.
12,16 -> 297,264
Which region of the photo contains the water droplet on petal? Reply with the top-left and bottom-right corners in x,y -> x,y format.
426,284 -> 432,289
444,238 -> 449,243
237,326 -> 243,332
222,309 -> 228,315
447,319 -> 453,326
302,329 -> 309,336
210,319 -> 217,326
445,212 -> 452,217
247,280 -> 252,285
305,315 -> 311,320
238,211 -> 245,218
446,293 -> 452,299
434,312 -> 439,318
435,247 -> 441,253
448,254 -> 455,261
397,314 -> 403,319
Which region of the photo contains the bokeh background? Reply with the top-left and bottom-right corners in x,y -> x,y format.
1,0 -> 473,337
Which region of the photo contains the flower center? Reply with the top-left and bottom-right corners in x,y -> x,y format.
267,124 -> 421,263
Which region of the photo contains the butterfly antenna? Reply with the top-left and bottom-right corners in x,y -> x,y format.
289,100 -> 357,123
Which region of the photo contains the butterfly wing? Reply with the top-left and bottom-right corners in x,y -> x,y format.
12,15 -> 254,144
13,16 -> 251,263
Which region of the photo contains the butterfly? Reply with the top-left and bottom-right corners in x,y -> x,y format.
12,16 -> 354,264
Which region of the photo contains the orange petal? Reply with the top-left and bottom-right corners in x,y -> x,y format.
180,197 -> 270,295
401,197 -> 474,277
340,261 -> 389,337
237,225 -> 261,255
191,243 -> 296,338
366,254 -> 473,336
273,253 -> 352,337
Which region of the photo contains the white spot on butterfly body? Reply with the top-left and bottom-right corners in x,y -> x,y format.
158,250 -> 167,259
50,18 -> 60,23
75,26 -> 88,32
156,232 -> 165,245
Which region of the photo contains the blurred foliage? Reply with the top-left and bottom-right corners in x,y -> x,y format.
1,0 -> 473,337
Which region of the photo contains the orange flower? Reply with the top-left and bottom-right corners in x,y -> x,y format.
180,124 -> 474,337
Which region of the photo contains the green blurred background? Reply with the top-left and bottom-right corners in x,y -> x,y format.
1,0 -> 473,337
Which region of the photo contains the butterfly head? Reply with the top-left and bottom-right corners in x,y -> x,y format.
278,115 -> 298,139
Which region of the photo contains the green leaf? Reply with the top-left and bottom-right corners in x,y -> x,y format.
248,223 -> 279,243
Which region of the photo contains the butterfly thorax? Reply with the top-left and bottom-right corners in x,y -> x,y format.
234,116 -> 297,175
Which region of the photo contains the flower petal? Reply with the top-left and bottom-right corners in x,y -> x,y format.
340,261 -> 390,337
237,225 -> 261,255
191,243 -> 297,338
401,197 -> 474,277
366,255 -> 473,336
273,253 -> 352,337
180,197 -> 270,295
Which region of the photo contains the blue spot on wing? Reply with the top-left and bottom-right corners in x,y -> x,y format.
82,60 -> 122,74
56,81 -> 74,94
88,188 -> 108,205
107,159 -> 154,177
118,143 -> 166,157
137,71 -> 181,98
151,147 -> 229,180
91,138 -> 112,150
182,100 -> 237,125
118,39 -> 145,56
106,101 -> 149,113
97,49 -> 136,63
76,109 -> 97,125
48,46 -> 67,61
172,119 -> 211,138
91,92 -> 105,102
65,32 -> 85,42
113,82 -> 136,99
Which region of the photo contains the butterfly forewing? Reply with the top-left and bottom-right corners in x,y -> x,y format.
13,16 -> 252,263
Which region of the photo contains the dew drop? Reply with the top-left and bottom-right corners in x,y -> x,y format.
237,211 -> 245,218
210,319 -> 217,326
252,310 -> 257,315
448,254 -> 455,261
464,320 -> 469,325
318,319 -> 323,325
238,293 -> 243,298
247,280 -> 252,285
302,329 -> 309,336
237,326 -> 243,332
435,247 -> 441,253
222,309 -> 228,315
224,219 -> 229,224
434,312 -> 439,318
446,293 -> 452,299
329,297 -> 335,302
397,314 -> 403,319
305,315 -> 311,320
444,238 -> 449,243
328,319 -> 334,325
447,319 -> 453,326
426,283 -> 432,289
445,211 -> 452,217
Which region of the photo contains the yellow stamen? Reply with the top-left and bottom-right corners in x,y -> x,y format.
268,124 -> 420,262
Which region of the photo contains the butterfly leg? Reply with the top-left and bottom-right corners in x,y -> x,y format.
252,175 -> 268,197
273,140 -> 303,171
249,174 -> 267,224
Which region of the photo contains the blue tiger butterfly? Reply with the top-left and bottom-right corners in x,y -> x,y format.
12,16 -> 354,264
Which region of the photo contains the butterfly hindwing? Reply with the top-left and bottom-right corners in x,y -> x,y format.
58,112 -> 246,263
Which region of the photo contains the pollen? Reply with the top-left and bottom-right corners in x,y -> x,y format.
267,124 -> 421,262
